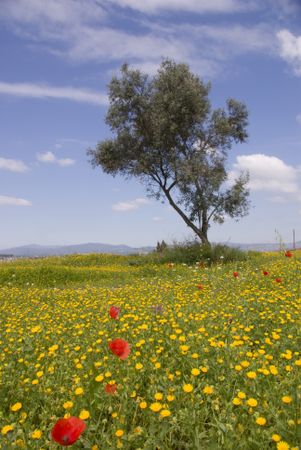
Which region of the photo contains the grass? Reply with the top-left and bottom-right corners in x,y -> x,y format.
0,249 -> 300,449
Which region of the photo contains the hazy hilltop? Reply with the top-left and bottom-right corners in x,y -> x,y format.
0,241 -> 299,258
0,243 -> 154,257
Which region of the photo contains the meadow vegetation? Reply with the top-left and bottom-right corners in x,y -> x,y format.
0,248 -> 300,449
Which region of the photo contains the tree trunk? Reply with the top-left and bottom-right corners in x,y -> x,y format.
198,210 -> 210,246
163,186 -> 211,246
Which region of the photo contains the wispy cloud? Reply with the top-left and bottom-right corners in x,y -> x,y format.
0,195 -> 32,206
277,29 -> 301,76
230,154 -> 301,197
37,151 -> 75,167
0,157 -> 29,173
152,216 -> 163,221
0,0 -> 279,79
106,0 -> 257,14
112,198 -> 150,212
0,81 -> 107,105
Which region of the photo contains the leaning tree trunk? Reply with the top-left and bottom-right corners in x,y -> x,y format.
198,210 -> 210,246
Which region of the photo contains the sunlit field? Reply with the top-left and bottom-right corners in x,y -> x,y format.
0,251 -> 300,449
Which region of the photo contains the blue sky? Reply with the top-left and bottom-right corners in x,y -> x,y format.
1,0 -> 301,249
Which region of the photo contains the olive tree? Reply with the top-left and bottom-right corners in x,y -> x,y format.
88,59 -> 250,244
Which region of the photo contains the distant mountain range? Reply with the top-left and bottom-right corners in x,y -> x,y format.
0,241 -> 299,258
0,243 -> 154,257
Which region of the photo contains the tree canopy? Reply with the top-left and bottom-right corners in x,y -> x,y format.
88,59 -> 250,244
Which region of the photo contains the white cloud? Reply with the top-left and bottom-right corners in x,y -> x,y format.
152,216 -> 163,221
277,29 -> 301,76
0,81 -> 107,105
57,158 -> 75,167
231,153 -> 300,195
37,151 -> 56,163
105,0 -> 256,14
112,198 -> 150,212
0,0 -> 277,79
0,157 -> 29,173
37,151 -> 75,166
1,0 -> 105,26
0,195 -> 32,206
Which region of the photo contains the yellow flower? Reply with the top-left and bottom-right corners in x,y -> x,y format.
92,446 -> 99,450
11,402 -> 22,412
191,368 -> 200,376
276,441 -> 290,450
150,402 -> 162,412
246,371 -> 257,379
183,384 -> 193,393
63,401 -> 73,410
256,417 -> 266,426
167,394 -> 175,402
79,410 -> 90,420
246,398 -> 257,407
154,392 -> 163,400
1,424 -> 14,435
31,429 -> 42,439
295,359 -> 301,366
115,429 -> 124,437
135,363 -> 143,370
241,361 -> 250,368
160,409 -> 171,418
237,391 -> 246,399
203,386 -> 214,395
232,397 -> 241,405
269,365 -> 278,375
75,387 -> 84,395
139,401 -> 147,409
95,374 -> 104,382
282,396 -> 292,404
200,366 -> 208,373
272,434 -> 281,442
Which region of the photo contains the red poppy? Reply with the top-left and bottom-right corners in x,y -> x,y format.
275,277 -> 282,283
109,306 -> 120,319
263,271 -> 269,276
285,250 -> 293,258
105,383 -> 117,395
233,272 -> 239,278
109,338 -> 130,360
51,417 -> 86,446
197,284 -> 203,290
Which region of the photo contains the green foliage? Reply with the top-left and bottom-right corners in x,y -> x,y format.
146,241 -> 248,265
88,59 -> 250,244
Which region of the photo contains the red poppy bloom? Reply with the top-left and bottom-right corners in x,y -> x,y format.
263,271 -> 269,276
285,250 -> 293,258
51,417 -> 86,446
233,272 -> 239,278
109,306 -> 120,319
105,383 -> 117,395
197,284 -> 203,290
275,277 -> 282,283
109,339 -> 130,360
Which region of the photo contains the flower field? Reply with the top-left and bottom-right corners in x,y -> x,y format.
0,251 -> 300,449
